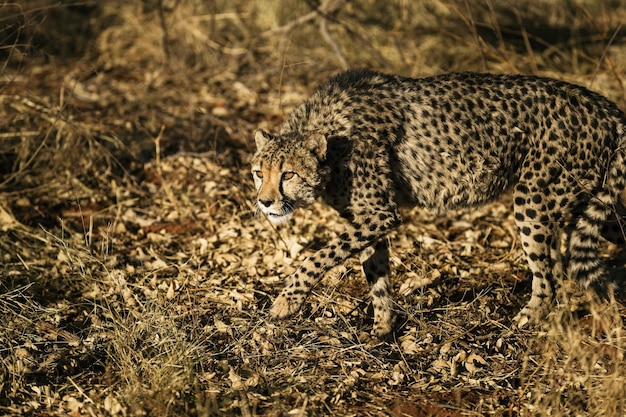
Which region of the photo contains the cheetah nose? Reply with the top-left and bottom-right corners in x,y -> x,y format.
259,199 -> 273,208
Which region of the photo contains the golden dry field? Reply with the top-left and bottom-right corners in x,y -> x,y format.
1,1 -> 626,415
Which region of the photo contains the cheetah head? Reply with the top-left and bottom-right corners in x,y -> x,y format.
251,129 -> 329,224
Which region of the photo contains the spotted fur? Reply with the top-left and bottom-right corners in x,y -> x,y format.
251,69 -> 626,337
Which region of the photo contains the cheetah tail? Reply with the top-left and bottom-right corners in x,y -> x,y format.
568,136 -> 626,298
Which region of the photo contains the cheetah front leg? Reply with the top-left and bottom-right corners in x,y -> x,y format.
360,239 -> 393,337
270,211 -> 399,333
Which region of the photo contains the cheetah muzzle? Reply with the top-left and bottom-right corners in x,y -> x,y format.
251,68 -> 626,338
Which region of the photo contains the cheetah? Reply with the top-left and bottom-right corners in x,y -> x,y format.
251,68 -> 626,337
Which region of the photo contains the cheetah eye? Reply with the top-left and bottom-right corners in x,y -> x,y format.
282,171 -> 296,181
254,170 -> 263,179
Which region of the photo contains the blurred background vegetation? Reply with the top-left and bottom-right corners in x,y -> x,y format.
2,0 -> 625,192
1,0 -> 625,197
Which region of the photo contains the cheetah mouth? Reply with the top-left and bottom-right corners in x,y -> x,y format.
257,200 -> 295,224
267,211 -> 293,224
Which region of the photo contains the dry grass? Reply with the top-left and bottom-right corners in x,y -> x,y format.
1,0 -> 626,415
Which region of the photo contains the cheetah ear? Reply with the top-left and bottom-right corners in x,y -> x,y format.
303,133 -> 327,160
255,129 -> 272,150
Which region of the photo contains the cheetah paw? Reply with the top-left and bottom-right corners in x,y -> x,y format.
513,313 -> 530,329
269,292 -> 303,319
514,299 -> 553,329
372,321 -> 393,339
513,307 -> 535,329
371,313 -> 394,338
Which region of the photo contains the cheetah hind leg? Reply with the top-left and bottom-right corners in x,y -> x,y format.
512,187 -> 563,328
513,230 -> 563,328
360,239 -> 393,337
569,191 -> 619,299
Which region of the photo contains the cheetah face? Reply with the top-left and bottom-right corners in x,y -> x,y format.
251,129 -> 328,224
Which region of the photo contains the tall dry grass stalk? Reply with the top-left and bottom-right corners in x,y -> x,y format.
522,300 -> 626,415
106,299 -> 203,415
